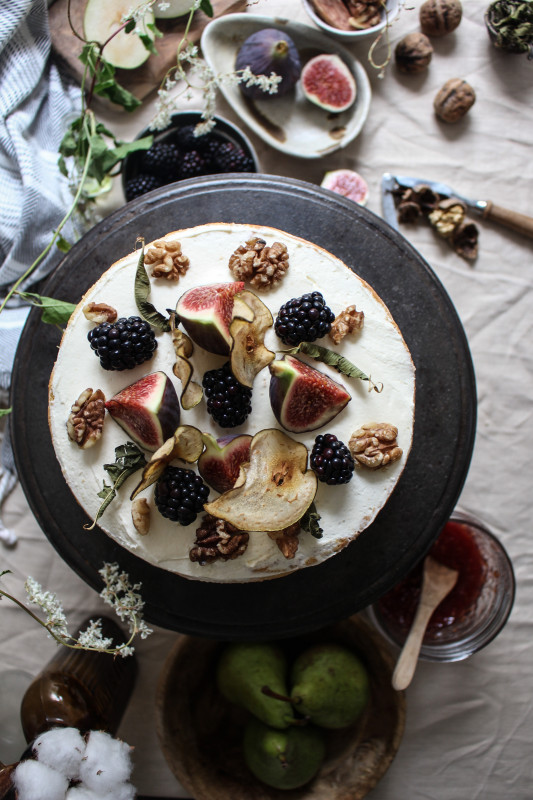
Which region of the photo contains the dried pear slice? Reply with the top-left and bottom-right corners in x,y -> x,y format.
230,290 -> 275,388
203,428 -> 317,532
130,425 -> 203,500
170,315 -> 203,410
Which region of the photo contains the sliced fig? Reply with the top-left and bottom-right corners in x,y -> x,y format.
198,432 -> 253,493
131,425 -> 204,499
235,29 -> 301,99
203,429 -> 317,532
230,290 -> 275,388
176,282 -> 254,356
269,355 -> 351,433
321,169 -> 369,206
301,54 -> 356,113
105,372 -> 181,451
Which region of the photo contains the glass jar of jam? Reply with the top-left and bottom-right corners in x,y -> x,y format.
368,510 -> 515,662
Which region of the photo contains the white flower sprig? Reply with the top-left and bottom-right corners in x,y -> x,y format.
0,564 -> 152,657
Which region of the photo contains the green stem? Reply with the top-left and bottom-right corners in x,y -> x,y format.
0,113 -> 94,316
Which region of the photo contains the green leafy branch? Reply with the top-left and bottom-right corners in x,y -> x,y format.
85,442 -> 147,530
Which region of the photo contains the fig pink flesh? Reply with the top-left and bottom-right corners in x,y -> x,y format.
301,55 -> 356,112
269,356 -> 351,433
198,433 -> 252,493
176,282 -> 245,355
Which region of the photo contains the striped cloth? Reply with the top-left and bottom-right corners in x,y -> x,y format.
0,0 -> 81,542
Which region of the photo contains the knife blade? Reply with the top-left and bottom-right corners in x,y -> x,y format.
381,173 -> 533,240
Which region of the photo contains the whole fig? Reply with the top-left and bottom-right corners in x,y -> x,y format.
235,29 -> 301,99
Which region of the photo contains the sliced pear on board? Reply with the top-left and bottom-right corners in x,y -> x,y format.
84,0 -> 156,70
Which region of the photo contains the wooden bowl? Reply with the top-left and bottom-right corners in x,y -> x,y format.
155,614 -> 406,800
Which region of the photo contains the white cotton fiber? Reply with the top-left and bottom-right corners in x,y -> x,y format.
66,783 -> 135,800
65,788 -> 98,800
14,759 -> 69,800
33,727 -> 86,780
78,730 -> 132,791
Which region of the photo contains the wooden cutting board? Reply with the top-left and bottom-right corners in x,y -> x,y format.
49,0 -> 246,105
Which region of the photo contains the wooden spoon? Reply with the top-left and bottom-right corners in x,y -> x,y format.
392,555 -> 459,691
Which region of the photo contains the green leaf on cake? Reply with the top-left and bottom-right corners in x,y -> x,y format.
134,242 -> 171,332
285,342 -> 382,392
85,442 -> 147,530
300,502 -> 323,539
17,292 -> 77,329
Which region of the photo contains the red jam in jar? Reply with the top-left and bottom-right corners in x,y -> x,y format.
377,520 -> 488,641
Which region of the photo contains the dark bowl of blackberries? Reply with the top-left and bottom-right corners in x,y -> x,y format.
122,111 -> 260,201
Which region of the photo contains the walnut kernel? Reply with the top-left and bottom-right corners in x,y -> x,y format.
329,305 -> 364,344
132,497 -> 151,535
434,78 -> 475,123
145,239 -> 189,281
428,198 -> 466,238
82,302 -> 117,323
228,238 -> 289,290
189,514 -> 249,565
268,521 -> 301,559
395,32 -> 433,73
346,0 -> 382,29
420,0 -> 462,37
349,422 -> 403,469
67,388 -> 105,449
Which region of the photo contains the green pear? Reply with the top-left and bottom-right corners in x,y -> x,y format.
290,642 -> 370,729
216,642 -> 294,729
243,716 -> 325,790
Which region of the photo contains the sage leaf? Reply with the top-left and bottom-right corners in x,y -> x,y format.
85,442 -> 146,530
287,342 -> 382,391
17,292 -> 76,328
200,0 -> 214,16
300,502 -> 323,539
134,244 -> 171,332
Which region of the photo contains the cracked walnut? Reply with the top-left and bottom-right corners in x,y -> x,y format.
145,239 -> 190,281
228,237 -> 289,290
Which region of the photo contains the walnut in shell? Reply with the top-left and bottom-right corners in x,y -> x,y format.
420,0 -> 462,36
67,388 -> 105,449
395,33 -> 433,73
349,423 -> 403,469
434,78 -> 475,123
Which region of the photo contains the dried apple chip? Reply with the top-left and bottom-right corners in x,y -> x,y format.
130,425 -> 203,500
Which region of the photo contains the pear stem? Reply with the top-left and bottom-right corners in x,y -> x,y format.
261,685 -> 293,703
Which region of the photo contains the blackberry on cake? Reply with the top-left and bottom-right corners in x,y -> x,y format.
155,466 -> 210,526
274,291 -> 336,346
88,316 -> 157,371
310,433 -> 355,485
124,173 -> 161,201
202,361 -> 252,428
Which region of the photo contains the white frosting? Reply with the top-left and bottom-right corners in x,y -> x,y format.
49,223 -> 415,582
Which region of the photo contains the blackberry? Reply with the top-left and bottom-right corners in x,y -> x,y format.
202,361 -> 252,428
213,142 -> 255,173
141,141 -> 181,179
179,150 -> 207,179
174,124 -> 200,150
155,466 -> 210,526
310,434 -> 355,485
274,291 -> 336,346
87,316 -> 157,371
124,173 -> 161,201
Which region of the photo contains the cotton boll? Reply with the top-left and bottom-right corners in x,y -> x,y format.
102,783 -> 136,800
78,731 -> 132,791
65,788 -> 99,800
32,727 -> 86,780
14,759 -> 69,800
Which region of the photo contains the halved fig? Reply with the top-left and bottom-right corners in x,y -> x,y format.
176,282 -> 253,355
269,355 -> 351,433
131,425 -> 203,500
301,54 -> 356,113
203,429 -> 317,532
230,290 -> 275,388
197,432 -> 253,493
105,371 -> 180,451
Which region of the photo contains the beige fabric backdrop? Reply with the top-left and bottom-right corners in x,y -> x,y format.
1,0 -> 532,797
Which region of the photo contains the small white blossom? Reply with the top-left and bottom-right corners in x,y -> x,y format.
76,618 -> 114,651
98,562 -> 153,646
121,1 -> 154,25
25,577 -> 70,641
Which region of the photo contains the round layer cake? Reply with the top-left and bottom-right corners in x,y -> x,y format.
49,223 -> 415,582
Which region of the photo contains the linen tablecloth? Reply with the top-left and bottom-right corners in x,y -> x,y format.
1,0 -> 532,797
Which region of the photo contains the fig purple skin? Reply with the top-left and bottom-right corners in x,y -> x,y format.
235,28 -> 301,99
176,282 -> 245,356
301,54 -> 356,113
198,433 -> 252,493
105,371 -> 180,451
269,355 -> 351,434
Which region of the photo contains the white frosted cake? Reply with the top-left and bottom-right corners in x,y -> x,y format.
49,223 -> 415,582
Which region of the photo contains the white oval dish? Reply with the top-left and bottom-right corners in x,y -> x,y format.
200,14 -> 371,159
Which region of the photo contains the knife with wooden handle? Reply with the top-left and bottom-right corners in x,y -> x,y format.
382,173 -> 533,240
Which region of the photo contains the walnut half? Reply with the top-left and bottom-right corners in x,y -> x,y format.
67,388 -> 105,449
268,521 -> 301,559
329,305 -> 364,345
228,238 -> 289,290
349,422 -> 403,469
189,514 -> 249,565
145,239 -> 189,281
